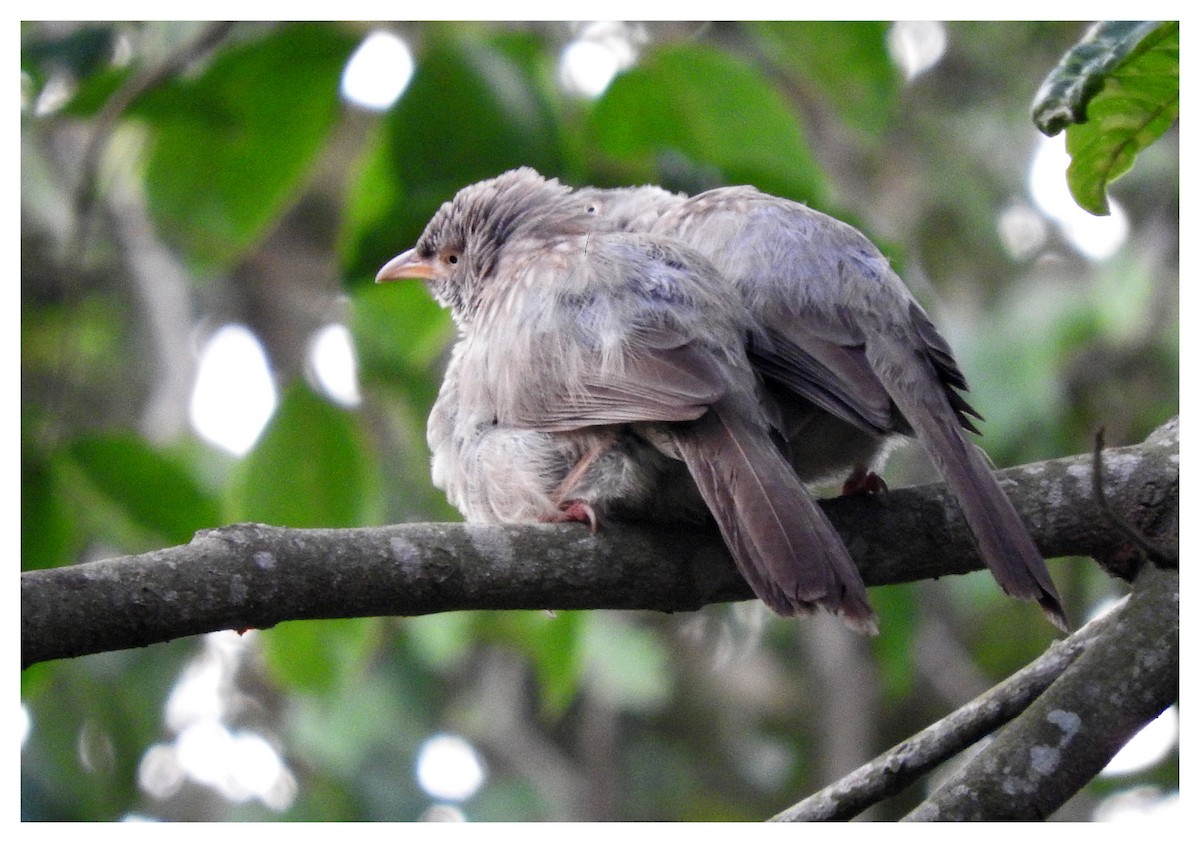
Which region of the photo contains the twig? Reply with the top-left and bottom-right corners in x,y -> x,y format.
770,603 -> 1117,822
902,564 -> 1178,821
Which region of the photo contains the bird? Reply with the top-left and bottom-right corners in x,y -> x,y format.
376,168 -> 878,632
577,182 -> 1067,630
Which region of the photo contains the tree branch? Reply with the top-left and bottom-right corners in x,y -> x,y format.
770,592 -> 1122,822
21,419 -> 1177,668
902,563 -> 1178,821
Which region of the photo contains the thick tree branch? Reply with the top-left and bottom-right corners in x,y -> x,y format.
21,419 -> 1177,668
902,563 -> 1179,821
770,418 -> 1179,822
770,593 -> 1122,822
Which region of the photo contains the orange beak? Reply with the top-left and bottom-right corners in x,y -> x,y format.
375,248 -> 438,282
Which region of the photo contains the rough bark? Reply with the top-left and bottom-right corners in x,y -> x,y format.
22,419 -> 1177,668
902,564 -> 1178,821
771,565 -> 1178,821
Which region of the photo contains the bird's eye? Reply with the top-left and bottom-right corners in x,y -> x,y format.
444,252 -> 459,265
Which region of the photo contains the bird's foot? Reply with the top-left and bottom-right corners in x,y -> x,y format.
841,466 -> 888,496
541,500 -> 599,533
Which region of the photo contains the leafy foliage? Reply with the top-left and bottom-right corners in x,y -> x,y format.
342,31 -> 566,286
750,21 -> 899,137
226,382 -> 380,529
1033,21 -> 1179,214
136,24 -> 361,272
66,434 -> 223,547
590,42 -> 826,202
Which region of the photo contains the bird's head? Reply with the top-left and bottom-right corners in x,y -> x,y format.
376,168 -> 594,323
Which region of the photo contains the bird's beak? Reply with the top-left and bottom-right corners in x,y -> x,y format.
375,249 -> 437,282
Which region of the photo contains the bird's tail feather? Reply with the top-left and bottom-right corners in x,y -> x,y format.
673,409 -> 877,634
870,338 -> 1067,630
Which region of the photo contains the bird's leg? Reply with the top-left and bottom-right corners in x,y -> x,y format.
540,499 -> 599,533
542,434 -> 619,533
841,463 -> 888,496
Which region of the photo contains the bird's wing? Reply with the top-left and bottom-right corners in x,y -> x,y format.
653,192 -> 898,435
474,235 -> 750,433
526,339 -> 728,431
656,191 -> 981,437
753,291 -> 984,437
750,327 -> 896,434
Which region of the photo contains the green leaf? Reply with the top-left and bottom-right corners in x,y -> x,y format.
748,21 -> 899,137
132,23 -> 360,272
531,611 -> 587,715
226,382 -> 378,528
61,433 -> 222,551
1032,21 -> 1178,215
21,446 -> 80,570
347,286 -> 458,523
260,618 -> 381,693
590,43 -> 825,203
349,281 -> 452,380
55,64 -> 128,116
341,32 -> 564,286
867,584 -> 921,700
392,34 -> 562,184
1065,25 -> 1178,215
1032,21 -> 1166,136
21,23 -> 116,95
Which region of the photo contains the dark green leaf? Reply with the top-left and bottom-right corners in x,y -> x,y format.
749,21 -> 899,137
21,23 -> 116,93
349,278 -> 452,380
64,433 -> 222,549
1063,24 -> 1178,214
55,65 -> 129,116
1032,21 -> 1166,136
590,43 -> 825,203
347,285 -> 458,522
260,618 -> 381,693
531,611 -> 587,716
390,34 -> 563,184
133,23 -> 360,272
21,447 -> 80,570
226,381 -> 378,528
867,584 -> 921,700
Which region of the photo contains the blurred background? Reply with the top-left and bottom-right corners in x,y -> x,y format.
20,21 -> 1178,821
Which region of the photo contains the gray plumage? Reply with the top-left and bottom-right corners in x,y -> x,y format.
580,183 -> 1066,630
377,168 -> 878,632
